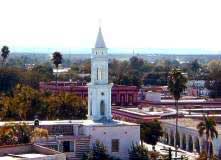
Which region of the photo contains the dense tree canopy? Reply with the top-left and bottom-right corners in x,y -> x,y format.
0,64 -> 53,93
206,60 -> 221,97
46,92 -> 87,120
0,85 -> 87,121
0,54 -> 219,99
0,68 -> 22,93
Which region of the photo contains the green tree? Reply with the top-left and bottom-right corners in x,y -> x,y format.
23,64 -> 54,89
207,60 -> 221,97
46,92 -> 87,120
191,59 -> 201,96
81,140 -> 116,160
32,63 -> 54,80
1,46 -> 10,67
197,115 -> 218,159
0,68 -> 21,93
191,59 -> 201,77
51,51 -> 63,87
129,56 -> 144,71
0,85 -> 87,121
143,72 -> 167,86
168,68 -> 187,156
140,120 -> 163,148
0,122 -> 48,146
0,84 -> 46,120
128,143 -> 149,160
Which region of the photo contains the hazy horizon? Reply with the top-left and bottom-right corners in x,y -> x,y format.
9,47 -> 221,55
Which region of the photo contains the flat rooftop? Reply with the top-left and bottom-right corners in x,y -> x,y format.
161,99 -> 206,103
0,119 -> 138,127
161,118 -> 221,133
82,119 -> 139,126
0,144 -> 65,160
0,153 -> 48,160
116,107 -> 176,116
0,120 -> 85,127
182,108 -> 221,111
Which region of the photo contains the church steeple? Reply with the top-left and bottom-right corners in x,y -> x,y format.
88,27 -> 113,121
95,27 -> 106,48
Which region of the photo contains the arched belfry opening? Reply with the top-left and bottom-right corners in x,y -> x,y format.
100,100 -> 105,116
97,67 -> 104,81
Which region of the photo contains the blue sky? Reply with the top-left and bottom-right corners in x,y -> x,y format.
0,0 -> 221,53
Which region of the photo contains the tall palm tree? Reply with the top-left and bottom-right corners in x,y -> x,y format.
197,115 -> 218,159
191,59 -> 201,96
51,51 -> 63,87
1,46 -> 10,67
168,68 -> 187,157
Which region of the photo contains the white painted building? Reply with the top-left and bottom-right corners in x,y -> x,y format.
160,119 -> 221,157
87,27 -> 113,121
145,91 -> 161,102
85,27 -> 140,159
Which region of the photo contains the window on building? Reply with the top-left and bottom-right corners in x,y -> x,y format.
97,68 -> 98,80
90,99 -> 92,115
101,68 -> 104,80
100,100 -> 105,116
112,139 -> 119,152
62,141 -> 75,152
63,141 -> 70,152
96,67 -> 105,81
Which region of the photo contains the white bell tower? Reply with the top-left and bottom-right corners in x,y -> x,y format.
87,27 -> 113,121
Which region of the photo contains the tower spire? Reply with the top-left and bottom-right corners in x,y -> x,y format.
88,27 -> 112,121
95,26 -> 106,48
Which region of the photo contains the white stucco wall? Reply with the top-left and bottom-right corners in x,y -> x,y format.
161,121 -> 221,156
84,124 -> 140,160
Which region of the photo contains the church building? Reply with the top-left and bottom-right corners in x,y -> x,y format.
87,27 -> 113,121
0,27 -> 140,160
83,27 -> 140,159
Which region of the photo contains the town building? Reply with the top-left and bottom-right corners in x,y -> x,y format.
83,27 -> 140,159
187,80 -> 210,97
39,82 -> 139,106
113,107 -> 161,123
160,118 -> 221,157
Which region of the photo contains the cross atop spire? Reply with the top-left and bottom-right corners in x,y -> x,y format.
95,27 -> 106,48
